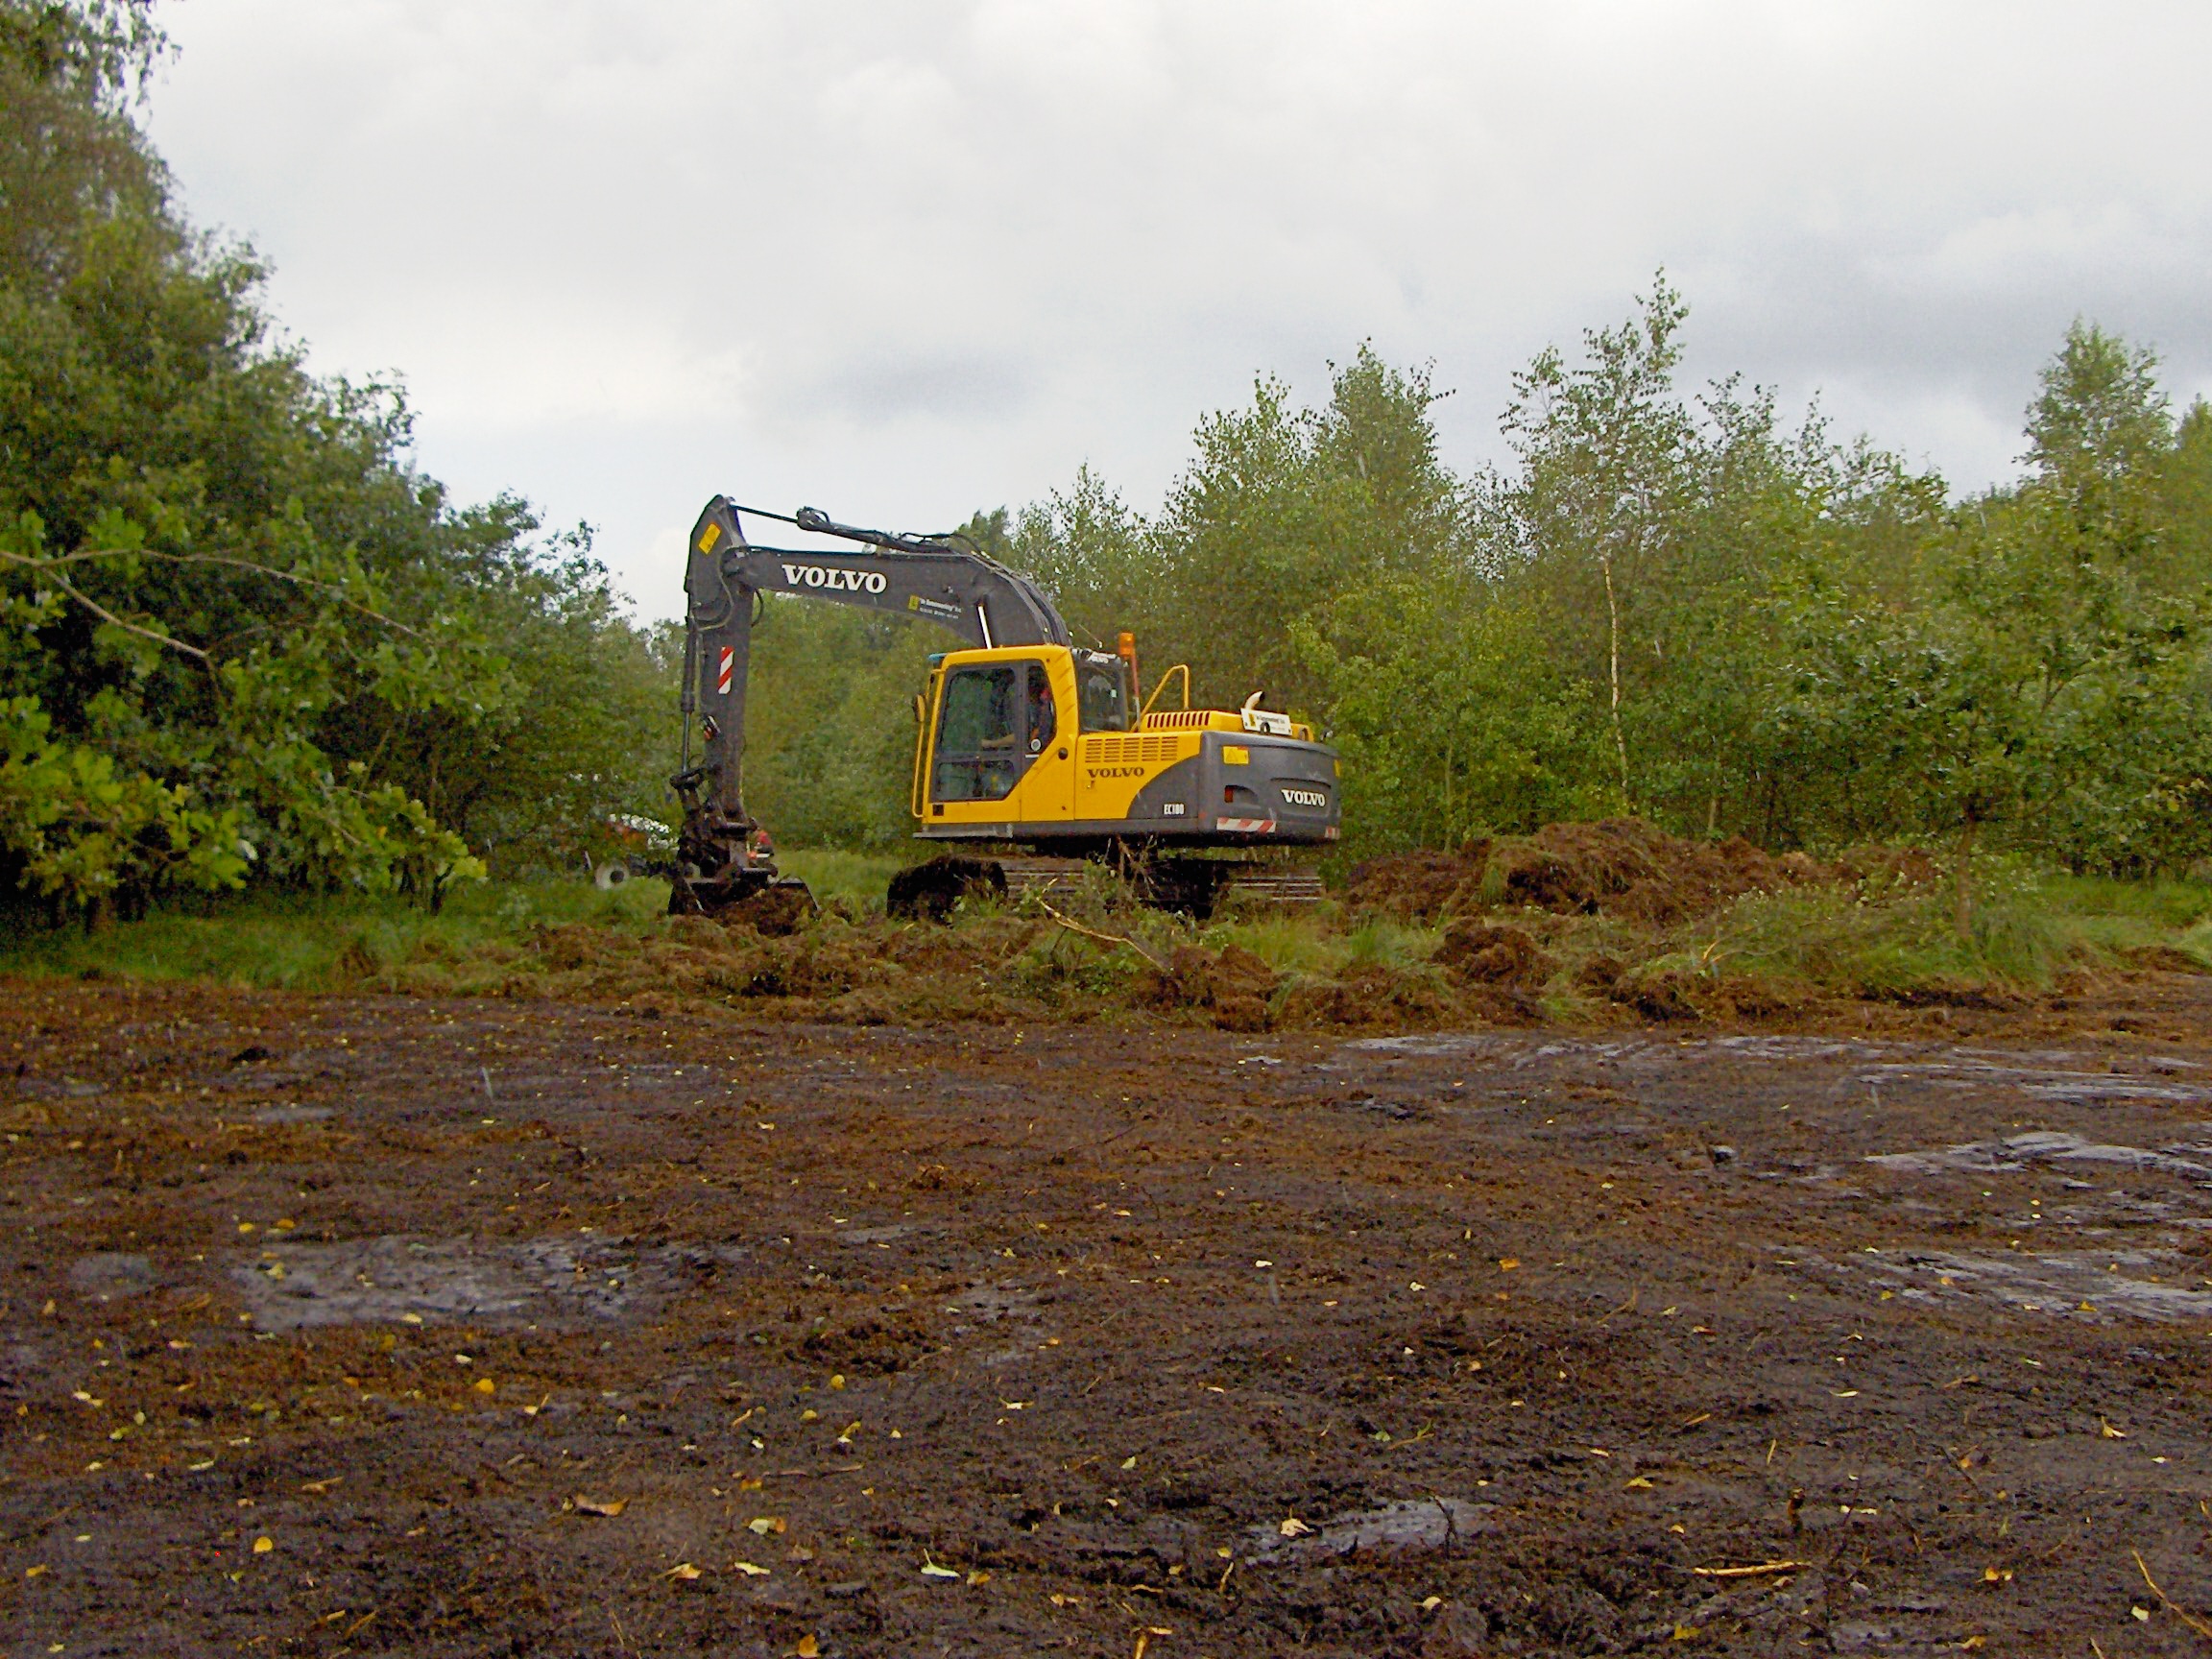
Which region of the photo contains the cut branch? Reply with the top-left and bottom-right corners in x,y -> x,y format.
1031,896 -> 1166,971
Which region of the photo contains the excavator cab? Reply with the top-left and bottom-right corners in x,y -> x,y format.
917,647 -> 1142,833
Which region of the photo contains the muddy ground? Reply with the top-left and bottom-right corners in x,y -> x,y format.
8,979 -> 2212,1656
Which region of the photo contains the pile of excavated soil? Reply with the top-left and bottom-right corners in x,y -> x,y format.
511,913 -> 1046,1024
372,913 -> 1557,1037
1137,943 -> 1281,1033
1348,817 -> 1852,926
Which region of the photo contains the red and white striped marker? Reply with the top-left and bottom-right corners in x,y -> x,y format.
716,646 -> 734,696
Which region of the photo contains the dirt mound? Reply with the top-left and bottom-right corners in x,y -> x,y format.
1432,921 -> 1553,988
1273,962 -> 1506,1029
717,880 -> 816,936
1140,943 -> 1280,1031
1351,818 -> 1843,926
1343,846 -> 1493,924
2124,945 -> 2209,975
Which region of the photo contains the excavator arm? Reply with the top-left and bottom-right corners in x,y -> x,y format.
671,493 -> 1070,908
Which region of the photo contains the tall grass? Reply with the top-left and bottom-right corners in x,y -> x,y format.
1698,865 -> 2212,993
778,849 -> 905,912
0,878 -> 667,992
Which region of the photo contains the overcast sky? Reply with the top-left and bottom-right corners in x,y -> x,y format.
145,1 -> 2212,618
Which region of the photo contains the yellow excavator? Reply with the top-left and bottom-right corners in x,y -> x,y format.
668,495 -> 1340,916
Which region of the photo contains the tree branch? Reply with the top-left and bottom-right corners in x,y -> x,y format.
33,565 -> 208,663
6,545 -> 421,637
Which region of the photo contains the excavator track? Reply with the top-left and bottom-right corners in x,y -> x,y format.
994,856 -> 1326,910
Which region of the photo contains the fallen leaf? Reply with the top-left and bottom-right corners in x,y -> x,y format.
1278,1517 -> 1312,1538
797,1638 -> 821,1658
1499,1258 -> 1520,1271
748,1516 -> 786,1537
25,1564 -> 47,1578
2101,1418 -> 2128,1439
920,1559 -> 961,1579
472,1378 -> 495,1395
967,1569 -> 991,1586
1119,1455 -> 1138,1471
661,1562 -> 702,1580
731,1560 -> 770,1576
2132,1607 -> 2151,1623
1672,1623 -> 1700,1641
573,1496 -> 627,1518
1960,1639 -> 1986,1651
1982,1566 -> 2013,1584
252,1537 -> 274,1554
829,1374 -> 846,1391
800,1407 -> 820,1423
1625,1477 -> 1655,1490
300,1478 -> 341,1495
1421,1595 -> 1443,1611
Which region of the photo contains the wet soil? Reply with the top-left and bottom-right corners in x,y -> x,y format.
8,977 -> 2212,1655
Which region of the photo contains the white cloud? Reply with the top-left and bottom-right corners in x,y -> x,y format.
145,0 -> 2212,616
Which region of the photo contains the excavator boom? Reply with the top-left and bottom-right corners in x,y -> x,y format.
674,494 -> 1071,908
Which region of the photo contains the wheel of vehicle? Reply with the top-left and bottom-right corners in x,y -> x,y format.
593,862 -> 630,891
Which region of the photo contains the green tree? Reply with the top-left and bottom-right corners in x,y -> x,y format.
0,0 -> 674,911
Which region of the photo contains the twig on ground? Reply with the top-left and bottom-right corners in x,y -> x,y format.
1691,1560 -> 1807,1578
1032,898 -> 1166,971
2134,1548 -> 2212,1638
1595,1285 -> 1640,1325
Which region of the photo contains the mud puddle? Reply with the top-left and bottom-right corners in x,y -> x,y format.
226,1235 -> 750,1330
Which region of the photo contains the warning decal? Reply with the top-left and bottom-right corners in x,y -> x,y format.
716,646 -> 734,695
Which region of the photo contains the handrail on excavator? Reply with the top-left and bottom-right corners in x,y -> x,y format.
1141,663 -> 1191,719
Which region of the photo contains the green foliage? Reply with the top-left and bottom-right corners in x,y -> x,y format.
741,600 -> 936,847
1002,286 -> 2212,878
0,0 -> 672,913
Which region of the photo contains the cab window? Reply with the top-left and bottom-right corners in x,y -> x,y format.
1025,670 -> 1058,753
933,661 -> 1058,802
1077,663 -> 1129,733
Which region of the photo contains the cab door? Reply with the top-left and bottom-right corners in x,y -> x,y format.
1011,654 -> 1076,827
926,654 -> 1073,828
